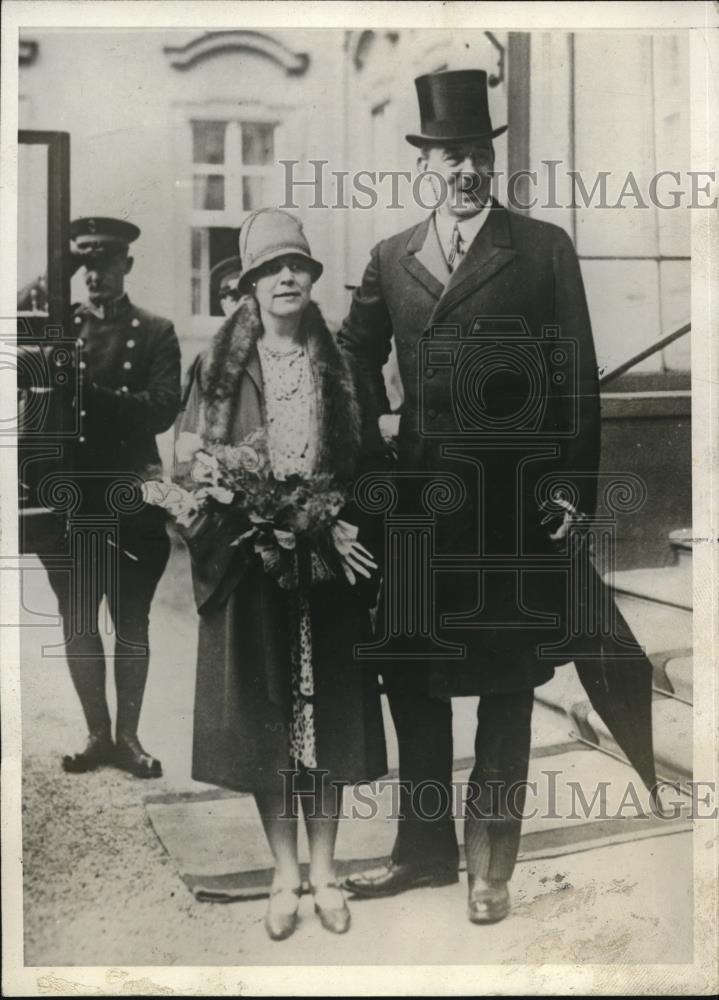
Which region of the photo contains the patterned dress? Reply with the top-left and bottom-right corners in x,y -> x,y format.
257,338 -> 319,769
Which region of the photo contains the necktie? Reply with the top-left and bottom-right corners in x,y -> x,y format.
447,223 -> 464,271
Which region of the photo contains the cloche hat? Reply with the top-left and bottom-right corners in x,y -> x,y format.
238,209 -> 323,292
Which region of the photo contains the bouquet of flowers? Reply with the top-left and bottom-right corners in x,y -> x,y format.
143,429 -> 349,589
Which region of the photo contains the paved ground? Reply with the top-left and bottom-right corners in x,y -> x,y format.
17,541 -> 694,968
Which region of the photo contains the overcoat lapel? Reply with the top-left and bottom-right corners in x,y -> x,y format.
415,217 -> 452,286
399,218 -> 445,301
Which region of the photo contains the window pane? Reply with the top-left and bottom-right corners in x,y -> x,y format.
242,123 -> 274,165
190,227 -> 241,317
192,121 -> 226,164
191,276 -> 202,315
190,228 -> 202,269
209,227 -> 241,316
193,174 -> 225,210
243,175 -> 269,211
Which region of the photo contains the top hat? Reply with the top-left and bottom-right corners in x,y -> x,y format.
210,255 -> 243,293
405,70 -> 507,148
70,217 -> 140,257
238,209 -> 323,293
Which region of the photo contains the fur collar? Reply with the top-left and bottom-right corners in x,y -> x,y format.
200,295 -> 362,481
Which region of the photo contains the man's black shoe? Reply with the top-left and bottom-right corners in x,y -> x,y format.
343,861 -> 458,898
62,731 -> 115,773
114,733 -> 162,778
467,876 -> 511,924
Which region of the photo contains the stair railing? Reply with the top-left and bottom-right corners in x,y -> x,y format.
599,321 -> 691,387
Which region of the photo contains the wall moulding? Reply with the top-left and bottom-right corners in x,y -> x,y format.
163,31 -> 309,75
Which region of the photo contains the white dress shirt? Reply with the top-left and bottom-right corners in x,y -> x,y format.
434,200 -> 491,268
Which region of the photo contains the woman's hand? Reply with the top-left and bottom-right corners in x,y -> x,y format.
331,518 -> 378,586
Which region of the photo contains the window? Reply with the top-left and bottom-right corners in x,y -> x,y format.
190,118 -> 277,316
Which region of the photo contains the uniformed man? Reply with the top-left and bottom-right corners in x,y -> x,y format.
210,255 -> 242,317
40,217 -> 181,778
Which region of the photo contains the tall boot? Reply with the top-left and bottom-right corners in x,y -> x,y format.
62,647 -> 114,773
114,657 -> 162,778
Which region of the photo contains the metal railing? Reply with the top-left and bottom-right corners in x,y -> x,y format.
599,321 -> 690,388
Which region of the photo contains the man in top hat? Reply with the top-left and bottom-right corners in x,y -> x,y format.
339,70 -> 657,922
40,217 -> 181,778
210,255 -> 243,317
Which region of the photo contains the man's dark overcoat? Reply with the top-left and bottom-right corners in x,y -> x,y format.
340,200 -> 656,787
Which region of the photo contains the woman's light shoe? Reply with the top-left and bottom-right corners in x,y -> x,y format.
311,882 -> 351,934
264,885 -> 302,941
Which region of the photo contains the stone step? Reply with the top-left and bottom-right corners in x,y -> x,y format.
536,590 -> 692,720
651,651 -> 693,705
614,591 -> 692,654
580,695 -> 692,780
664,655 -> 692,703
669,527 -> 694,568
612,577 -> 693,703
605,565 -> 692,612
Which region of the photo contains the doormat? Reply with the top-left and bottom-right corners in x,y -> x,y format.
145,742 -> 691,901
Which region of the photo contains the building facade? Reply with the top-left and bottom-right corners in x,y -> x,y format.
18,27 -> 690,373
18,27 -> 692,566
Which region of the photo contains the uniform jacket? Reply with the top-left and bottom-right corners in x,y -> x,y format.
70,293 -> 181,534
339,201 -> 605,693
175,296 -> 387,792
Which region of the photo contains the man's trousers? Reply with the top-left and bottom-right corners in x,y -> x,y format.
384,669 -> 535,883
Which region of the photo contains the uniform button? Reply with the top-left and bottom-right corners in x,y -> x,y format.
131,318 -> 140,328
120,385 -> 129,393
80,409 -> 86,417
123,361 -> 132,370
76,337 -> 83,347
79,361 -> 86,370
426,368 -> 435,378
78,435 -> 85,443
74,315 -> 82,325
126,339 -> 136,348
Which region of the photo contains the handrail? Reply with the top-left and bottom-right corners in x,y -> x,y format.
600,322 -> 690,387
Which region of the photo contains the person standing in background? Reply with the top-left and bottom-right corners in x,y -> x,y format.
40,217 -> 181,779
210,255 -> 243,317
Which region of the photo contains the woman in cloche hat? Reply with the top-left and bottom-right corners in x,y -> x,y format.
175,209 -> 387,941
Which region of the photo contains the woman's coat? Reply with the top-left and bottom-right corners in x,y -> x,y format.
176,296 -> 387,792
